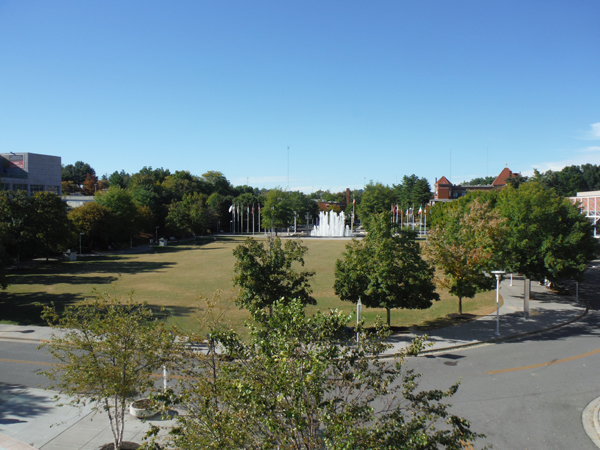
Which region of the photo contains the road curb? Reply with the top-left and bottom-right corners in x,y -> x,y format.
582,395 -> 600,448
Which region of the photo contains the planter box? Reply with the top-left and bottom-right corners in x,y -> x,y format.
129,399 -> 157,419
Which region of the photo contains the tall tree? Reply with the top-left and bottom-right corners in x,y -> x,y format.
356,182 -> 394,229
30,192 -> 73,260
95,186 -> 142,244
335,212 -> 438,325
497,182 -> 597,283
61,161 -> 96,186
69,202 -> 118,250
166,193 -> 210,237
425,199 -> 506,314
0,190 -> 32,265
232,237 -> 315,313
261,189 -> 293,234
107,170 -> 131,189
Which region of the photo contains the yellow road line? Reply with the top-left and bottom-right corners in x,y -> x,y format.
460,438 -> 475,449
0,357 -> 58,367
486,347 -> 600,375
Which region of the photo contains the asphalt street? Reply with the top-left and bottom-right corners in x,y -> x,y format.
407,264 -> 600,450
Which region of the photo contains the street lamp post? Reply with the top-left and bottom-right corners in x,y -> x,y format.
155,226 -> 159,244
491,271 -> 505,336
356,297 -> 362,344
79,232 -> 84,255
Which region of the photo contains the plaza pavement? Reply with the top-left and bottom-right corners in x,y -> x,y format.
0,275 -> 596,450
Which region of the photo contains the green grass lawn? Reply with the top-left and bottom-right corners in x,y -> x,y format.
0,236 -> 500,335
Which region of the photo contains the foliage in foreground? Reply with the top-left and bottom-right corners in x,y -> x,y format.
40,291 -> 177,450
162,299 -> 485,450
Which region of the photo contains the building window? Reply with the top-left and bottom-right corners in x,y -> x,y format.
12,184 -> 28,192
452,192 -> 458,198
46,185 -> 59,194
30,184 -> 44,193
0,183 -> 9,191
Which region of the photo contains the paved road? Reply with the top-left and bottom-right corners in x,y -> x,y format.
407,265 -> 600,450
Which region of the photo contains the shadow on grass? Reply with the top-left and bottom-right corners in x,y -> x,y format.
0,382 -> 54,423
413,313 -> 479,331
0,291 -> 198,326
7,259 -> 177,281
0,291 -> 84,326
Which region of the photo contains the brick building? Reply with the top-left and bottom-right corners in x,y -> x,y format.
434,167 -> 515,200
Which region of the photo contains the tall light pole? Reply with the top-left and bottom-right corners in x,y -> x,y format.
356,297 -> 362,344
155,226 -> 159,244
491,271 -> 505,336
79,232 -> 84,255
287,146 -> 290,192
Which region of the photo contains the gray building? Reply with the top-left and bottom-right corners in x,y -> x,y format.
0,152 -> 62,195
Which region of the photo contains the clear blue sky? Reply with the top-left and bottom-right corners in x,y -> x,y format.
1,1 -> 599,193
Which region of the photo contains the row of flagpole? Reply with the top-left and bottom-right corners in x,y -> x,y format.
228,203 -> 262,234
391,204 -> 427,236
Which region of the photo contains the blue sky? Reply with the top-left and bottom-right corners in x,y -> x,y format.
1,1 -> 599,193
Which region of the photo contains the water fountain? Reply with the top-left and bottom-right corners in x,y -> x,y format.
311,210 -> 352,237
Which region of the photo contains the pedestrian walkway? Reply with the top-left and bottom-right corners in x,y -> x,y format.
384,274 -> 586,355
0,274 -> 588,450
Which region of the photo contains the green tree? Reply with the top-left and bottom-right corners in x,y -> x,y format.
356,182 -> 394,229
166,193 -> 209,238
462,176 -> 495,186
69,202 -> 118,250
40,291 -> 177,450
425,199 -> 506,314
163,298 -> 485,450
30,192 -> 73,260
61,161 -> 96,186
202,170 -> 233,196
0,190 -> 32,266
95,186 -> 142,244
334,213 -> 438,326
206,192 -> 230,233
232,237 -> 315,312
497,182 -> 597,283
108,170 -> 131,189
505,173 -> 529,189
261,188 -> 293,234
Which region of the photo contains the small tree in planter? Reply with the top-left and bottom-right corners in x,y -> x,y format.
40,290 -> 177,450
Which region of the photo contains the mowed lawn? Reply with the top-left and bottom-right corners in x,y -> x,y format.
1,236 -> 499,335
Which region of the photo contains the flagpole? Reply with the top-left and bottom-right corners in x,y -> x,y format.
247,205 -> 249,234
252,204 -> 255,235
424,207 -> 427,240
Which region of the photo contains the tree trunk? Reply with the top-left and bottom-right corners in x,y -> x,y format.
458,297 -> 463,315
386,308 -> 391,327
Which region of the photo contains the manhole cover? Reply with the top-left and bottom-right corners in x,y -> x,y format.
444,361 -> 458,366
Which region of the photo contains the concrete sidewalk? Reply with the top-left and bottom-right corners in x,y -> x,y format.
0,275 -> 588,450
384,274 -> 586,355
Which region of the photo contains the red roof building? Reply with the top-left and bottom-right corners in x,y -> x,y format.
434,167 -> 516,201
